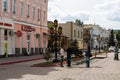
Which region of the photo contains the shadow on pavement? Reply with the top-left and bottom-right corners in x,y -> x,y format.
94,57 -> 106,59
0,64 -> 61,80
78,66 -> 102,68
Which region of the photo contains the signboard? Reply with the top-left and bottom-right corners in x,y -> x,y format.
0,21 -> 12,27
21,25 -> 35,32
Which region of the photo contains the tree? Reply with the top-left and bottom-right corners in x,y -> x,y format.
48,21 -> 54,28
75,19 -> 83,27
116,30 -> 120,47
43,49 -> 52,62
70,39 -> 83,57
109,29 -> 115,47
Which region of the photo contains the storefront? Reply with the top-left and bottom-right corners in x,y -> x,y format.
0,17 -> 48,57
14,21 -> 48,56
0,18 -> 14,57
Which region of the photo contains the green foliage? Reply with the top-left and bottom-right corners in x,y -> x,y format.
109,29 -> 115,47
75,19 -> 84,26
116,30 -> 120,47
48,21 -> 54,27
70,39 -> 83,57
43,49 -> 52,62
104,47 -> 108,52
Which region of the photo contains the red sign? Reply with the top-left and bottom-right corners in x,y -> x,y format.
0,22 -> 12,27
16,30 -> 22,37
21,25 -> 35,32
4,23 -> 12,27
0,22 -> 3,25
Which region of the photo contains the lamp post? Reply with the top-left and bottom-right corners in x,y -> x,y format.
105,38 -> 109,58
50,19 -> 62,62
98,34 -> 101,53
90,29 -> 94,51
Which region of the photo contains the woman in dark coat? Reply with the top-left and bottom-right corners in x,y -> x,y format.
85,46 -> 91,68
66,46 -> 72,67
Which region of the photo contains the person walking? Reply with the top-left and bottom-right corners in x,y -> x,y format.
66,46 -> 72,67
85,46 -> 92,68
60,47 -> 65,67
114,47 -> 119,60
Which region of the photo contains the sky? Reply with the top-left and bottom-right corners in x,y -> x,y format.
48,0 -> 120,30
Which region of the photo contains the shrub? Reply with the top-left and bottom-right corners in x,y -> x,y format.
43,49 -> 52,62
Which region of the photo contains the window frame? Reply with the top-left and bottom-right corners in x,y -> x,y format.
27,4 -> 30,18
20,1 -> 24,17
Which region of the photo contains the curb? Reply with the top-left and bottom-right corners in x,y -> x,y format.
0,57 -> 43,65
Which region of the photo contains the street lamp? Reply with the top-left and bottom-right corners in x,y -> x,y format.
90,29 -> 94,51
50,19 -> 62,62
97,34 -> 101,53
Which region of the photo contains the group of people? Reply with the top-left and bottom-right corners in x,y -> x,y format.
59,46 -> 72,67
59,46 -> 92,68
59,45 -> 120,68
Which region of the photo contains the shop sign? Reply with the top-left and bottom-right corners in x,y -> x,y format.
21,25 -> 35,32
0,21 -> 12,27
4,23 -> 12,27
0,22 -> 3,25
16,30 -> 22,37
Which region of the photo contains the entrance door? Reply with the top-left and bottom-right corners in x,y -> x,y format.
0,29 -> 5,55
26,33 -> 31,55
4,30 -> 8,57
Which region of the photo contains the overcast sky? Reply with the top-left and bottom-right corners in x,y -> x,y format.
48,0 -> 120,29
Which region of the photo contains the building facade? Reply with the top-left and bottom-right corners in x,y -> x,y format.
59,22 -> 84,49
0,0 -> 48,56
83,24 -> 110,50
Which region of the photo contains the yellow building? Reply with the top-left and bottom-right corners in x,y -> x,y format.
83,25 -> 92,50
59,22 -> 84,49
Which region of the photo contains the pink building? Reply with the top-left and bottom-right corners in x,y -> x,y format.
0,0 -> 48,56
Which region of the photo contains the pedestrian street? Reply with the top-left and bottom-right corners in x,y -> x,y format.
0,52 -> 120,80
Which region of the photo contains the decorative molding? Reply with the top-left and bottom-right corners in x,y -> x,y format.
14,20 -> 41,28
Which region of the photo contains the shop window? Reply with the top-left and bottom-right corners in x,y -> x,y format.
4,30 -> 7,40
27,35 -> 30,40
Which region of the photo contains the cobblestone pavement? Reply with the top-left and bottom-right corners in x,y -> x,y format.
0,52 -> 120,80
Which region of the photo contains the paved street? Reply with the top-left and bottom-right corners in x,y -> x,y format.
0,52 -> 120,80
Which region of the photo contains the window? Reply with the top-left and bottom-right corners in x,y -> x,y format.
32,7 -> 35,19
78,31 -> 79,38
4,30 -> 7,40
38,9 -> 40,21
27,4 -> 30,18
20,1 -> 23,17
3,0 -> 8,12
74,30 -> 76,37
81,32 -> 83,38
43,11 -> 46,23
44,0 -> 46,3
12,0 -> 16,14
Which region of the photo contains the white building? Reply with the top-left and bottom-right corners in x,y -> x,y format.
84,24 -> 110,50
